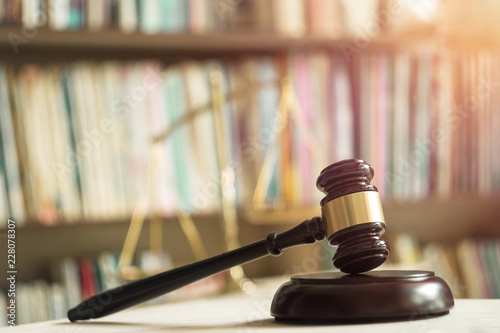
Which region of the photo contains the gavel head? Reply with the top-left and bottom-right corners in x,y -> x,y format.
316,159 -> 389,274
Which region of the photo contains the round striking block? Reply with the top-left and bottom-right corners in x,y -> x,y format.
271,270 -> 454,321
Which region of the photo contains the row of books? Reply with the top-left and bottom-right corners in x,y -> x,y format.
1,50 -> 500,226
457,239 -> 500,299
0,251 -> 225,326
0,252 -> 124,325
0,0 -> 430,38
0,61 -> 224,226
352,51 -> 500,201
387,234 -> 500,299
0,55 -> 350,225
1,280 -> 66,326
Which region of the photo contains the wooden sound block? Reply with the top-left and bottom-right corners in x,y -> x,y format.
271,270 -> 454,322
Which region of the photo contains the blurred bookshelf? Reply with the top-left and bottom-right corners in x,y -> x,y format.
2,0 -> 500,326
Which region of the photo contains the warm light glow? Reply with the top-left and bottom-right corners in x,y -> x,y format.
401,0 -> 439,22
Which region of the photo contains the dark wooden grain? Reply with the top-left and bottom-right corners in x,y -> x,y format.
317,159 -> 389,273
271,270 -> 454,321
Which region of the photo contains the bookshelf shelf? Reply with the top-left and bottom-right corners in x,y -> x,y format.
0,28 -> 333,51
382,197 -> 500,243
244,197 -> 500,242
0,26 -> 441,61
12,196 -> 500,239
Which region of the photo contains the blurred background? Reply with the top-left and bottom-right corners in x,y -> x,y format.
1,0 -> 500,325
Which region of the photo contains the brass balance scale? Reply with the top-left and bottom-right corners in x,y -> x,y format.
116,63 -> 323,291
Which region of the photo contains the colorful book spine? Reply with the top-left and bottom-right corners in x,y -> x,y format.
0,66 -> 25,225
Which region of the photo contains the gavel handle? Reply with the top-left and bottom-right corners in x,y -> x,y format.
68,217 -> 325,321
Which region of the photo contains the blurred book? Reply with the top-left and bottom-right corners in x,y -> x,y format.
0,66 -> 25,226
0,289 -> 6,326
272,0 -> 306,37
0,0 -> 22,25
79,258 -> 97,300
307,0 -> 342,38
422,242 -> 465,298
339,0 -> 380,38
52,257 -> 82,309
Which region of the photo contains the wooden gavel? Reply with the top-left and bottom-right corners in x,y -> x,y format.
68,159 -> 389,321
